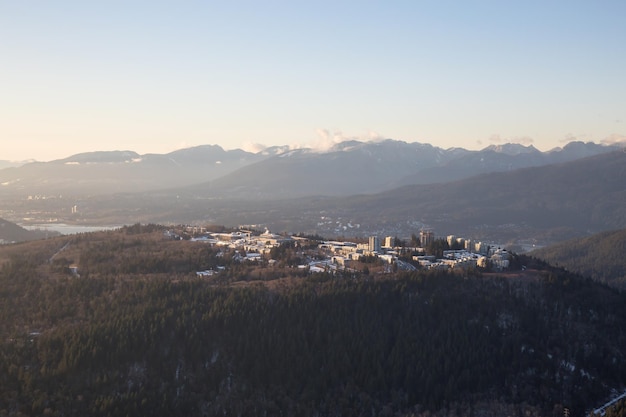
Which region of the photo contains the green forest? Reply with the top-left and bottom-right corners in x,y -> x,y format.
0,225 -> 625,417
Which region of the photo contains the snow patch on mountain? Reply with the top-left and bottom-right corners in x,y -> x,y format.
485,143 -> 539,155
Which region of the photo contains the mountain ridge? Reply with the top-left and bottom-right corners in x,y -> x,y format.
149,150 -> 626,245
188,140 -> 622,199
1,140 -> 621,198
1,142 -> 624,246
0,145 -> 265,195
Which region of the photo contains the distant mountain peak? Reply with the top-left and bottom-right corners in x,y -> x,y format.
2,139 -> 622,200
60,150 -> 140,164
484,143 -> 539,155
547,141 -> 621,159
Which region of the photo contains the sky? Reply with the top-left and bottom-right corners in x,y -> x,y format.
1,1 -> 625,161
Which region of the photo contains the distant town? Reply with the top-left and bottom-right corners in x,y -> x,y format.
164,226 -> 512,278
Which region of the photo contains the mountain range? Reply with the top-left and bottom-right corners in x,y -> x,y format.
149,150 -> 626,244
40,148 -> 621,248
0,140 -> 621,198
0,146 -> 267,195
198,140 -> 622,199
1,140 -> 624,246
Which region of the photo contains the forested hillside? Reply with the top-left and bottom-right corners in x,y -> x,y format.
0,218 -> 54,243
531,228 -> 626,289
0,226 -> 625,417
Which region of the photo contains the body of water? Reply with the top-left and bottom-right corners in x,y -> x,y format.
22,223 -> 121,235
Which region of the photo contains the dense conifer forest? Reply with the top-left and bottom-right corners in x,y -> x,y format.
531,228 -> 626,289
0,225 -> 625,416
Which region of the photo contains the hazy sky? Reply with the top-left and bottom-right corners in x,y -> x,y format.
2,1 -> 625,161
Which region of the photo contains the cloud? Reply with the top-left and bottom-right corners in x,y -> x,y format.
560,134 -> 575,143
560,133 -> 600,144
601,134 -> 626,146
366,131 -> 385,142
488,134 -> 533,145
308,129 -> 385,152
311,129 -> 339,151
266,129 -> 387,154
241,141 -> 268,153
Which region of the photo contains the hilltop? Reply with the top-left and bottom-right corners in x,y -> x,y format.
0,225 -> 625,416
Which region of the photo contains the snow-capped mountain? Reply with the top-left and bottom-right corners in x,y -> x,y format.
0,146 -> 266,195
485,143 -> 540,155
187,140 -> 621,199
0,140 -> 621,198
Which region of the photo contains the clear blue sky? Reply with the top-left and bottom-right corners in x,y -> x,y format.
2,1 -> 625,160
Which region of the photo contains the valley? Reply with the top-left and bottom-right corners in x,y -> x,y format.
2,143 -> 624,248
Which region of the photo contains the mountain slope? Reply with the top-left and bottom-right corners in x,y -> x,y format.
530,228 -> 626,289
0,228 -> 625,416
192,140 -> 462,198
190,140 -> 622,199
0,140 -> 620,199
396,141 -> 617,186
322,150 -> 626,240
0,218 -> 53,243
0,145 -> 265,196
0,229 -> 626,417
1,142 -> 623,244
161,150 -> 626,244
